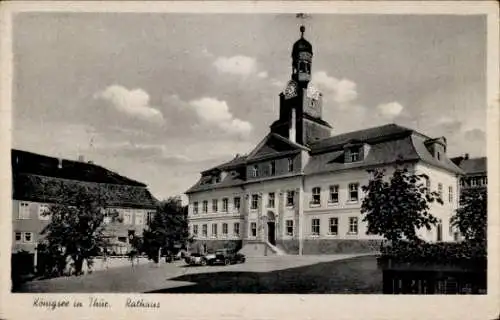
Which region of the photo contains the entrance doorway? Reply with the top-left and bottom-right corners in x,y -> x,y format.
266,211 -> 276,245
267,221 -> 276,245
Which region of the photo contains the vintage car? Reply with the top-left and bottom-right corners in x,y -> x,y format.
184,253 -> 208,266
207,249 -> 246,265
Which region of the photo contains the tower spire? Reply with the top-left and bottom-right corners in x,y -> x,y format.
300,25 -> 305,38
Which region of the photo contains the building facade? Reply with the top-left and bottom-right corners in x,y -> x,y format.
451,155 -> 487,190
185,27 -> 464,256
12,149 -> 158,256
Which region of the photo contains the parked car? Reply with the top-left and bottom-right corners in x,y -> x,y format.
184,253 -> 208,266
208,249 -> 246,265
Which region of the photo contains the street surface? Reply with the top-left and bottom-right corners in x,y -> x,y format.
16,254 -> 382,293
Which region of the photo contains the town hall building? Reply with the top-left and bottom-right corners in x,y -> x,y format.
185,26 -> 464,256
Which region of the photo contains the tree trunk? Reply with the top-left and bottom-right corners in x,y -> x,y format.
74,257 -> 84,276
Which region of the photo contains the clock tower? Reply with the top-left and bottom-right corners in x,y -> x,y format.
270,26 -> 332,146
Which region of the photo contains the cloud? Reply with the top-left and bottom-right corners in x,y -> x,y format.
213,56 -> 257,76
271,79 -> 285,88
94,85 -> 164,124
377,102 -> 404,118
188,97 -> 252,136
257,71 -> 269,78
464,128 -> 485,140
312,71 -> 358,104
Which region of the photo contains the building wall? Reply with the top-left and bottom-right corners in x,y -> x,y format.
187,161 -> 460,254
414,163 -> 460,242
12,199 -> 156,254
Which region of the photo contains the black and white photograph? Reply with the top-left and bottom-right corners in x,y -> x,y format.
1,1 -> 498,319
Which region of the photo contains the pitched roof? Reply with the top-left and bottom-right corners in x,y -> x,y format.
310,123 -> 415,152
186,123 -> 465,194
13,173 -> 158,208
11,149 -> 158,208
450,157 -> 486,175
12,149 -> 146,186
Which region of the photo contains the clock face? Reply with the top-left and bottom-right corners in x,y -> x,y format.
283,81 -> 298,100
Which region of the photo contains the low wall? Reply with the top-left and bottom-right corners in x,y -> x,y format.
82,257 -> 150,272
276,240 -> 300,255
303,239 -> 382,255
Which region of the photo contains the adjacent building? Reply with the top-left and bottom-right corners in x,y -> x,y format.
185,26 -> 464,256
451,154 -> 487,190
12,149 -> 158,256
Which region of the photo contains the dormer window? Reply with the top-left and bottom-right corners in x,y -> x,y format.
215,175 -> 221,183
287,158 -> 294,172
344,143 -> 365,163
252,165 -> 259,177
350,148 -> 360,162
270,161 -> 276,176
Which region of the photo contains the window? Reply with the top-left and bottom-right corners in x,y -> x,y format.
268,192 -> 275,208
471,177 -> 478,187
234,197 -> 241,211
348,217 -> 358,234
287,158 -> 294,172
211,224 -> 218,237
222,223 -> 228,236
146,211 -> 155,225
350,148 -> 360,162
18,202 -> 30,219
38,204 -> 50,220
233,223 -> 240,236
270,161 -> 276,176
202,201 -> 208,213
286,190 -> 295,206
448,186 -> 453,203
438,183 -> 443,200
123,210 -> 132,224
212,199 -> 218,212
329,185 -> 339,203
286,220 -> 294,236
135,212 -> 144,225
250,222 -> 257,237
202,224 -> 208,237
311,218 -> 320,235
311,187 -> 321,205
193,225 -> 199,236
193,202 -> 199,214
437,152 -> 441,161
24,232 -> 33,243
437,222 -> 443,242
481,177 -> 487,186
252,165 -> 259,177
348,183 -> 359,201
222,198 -> 228,212
425,177 -> 431,191
15,232 -> 22,242
329,218 -> 338,235
215,174 -> 221,183
251,194 -> 259,210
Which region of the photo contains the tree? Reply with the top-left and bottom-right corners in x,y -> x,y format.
360,166 -> 443,244
142,197 -> 192,263
451,187 -> 487,245
39,183 -> 118,276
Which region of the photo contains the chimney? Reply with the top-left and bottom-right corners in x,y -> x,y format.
58,158 -> 63,169
289,108 -> 296,143
78,155 -> 85,162
464,153 -> 469,160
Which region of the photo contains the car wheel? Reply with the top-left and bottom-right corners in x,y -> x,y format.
224,259 -> 230,266
201,259 -> 207,266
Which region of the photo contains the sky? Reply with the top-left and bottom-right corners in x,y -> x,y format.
12,13 -> 487,200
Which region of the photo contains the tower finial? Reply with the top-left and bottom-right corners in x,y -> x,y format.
300,25 -> 305,38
